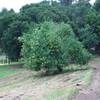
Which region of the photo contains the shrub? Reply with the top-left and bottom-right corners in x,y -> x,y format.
21,22 -> 91,73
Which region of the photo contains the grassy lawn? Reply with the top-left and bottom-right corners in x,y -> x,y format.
44,69 -> 93,100
0,64 -> 22,78
45,87 -> 79,100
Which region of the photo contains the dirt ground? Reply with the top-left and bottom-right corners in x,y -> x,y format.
0,68 -> 83,100
0,58 -> 100,100
75,58 -> 100,100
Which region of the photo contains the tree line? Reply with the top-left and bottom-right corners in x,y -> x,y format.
0,0 -> 99,62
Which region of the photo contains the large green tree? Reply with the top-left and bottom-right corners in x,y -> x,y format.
21,22 -> 91,73
0,9 -> 16,47
1,21 -> 29,61
20,2 -> 69,23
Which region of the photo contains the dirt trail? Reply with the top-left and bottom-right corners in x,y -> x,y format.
0,68 -> 82,100
0,58 -> 100,100
75,58 -> 100,100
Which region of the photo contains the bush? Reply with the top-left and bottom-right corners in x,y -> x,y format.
21,22 -> 91,73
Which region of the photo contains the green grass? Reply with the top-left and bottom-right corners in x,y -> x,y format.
83,69 -> 93,86
0,64 -> 21,78
0,62 -> 94,99
0,61 -> 24,66
44,87 -> 79,100
69,69 -> 93,85
44,68 -> 93,100
64,64 -> 89,72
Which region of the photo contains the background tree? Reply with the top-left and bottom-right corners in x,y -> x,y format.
20,2 -> 69,23
1,21 -> 29,61
94,0 -> 100,12
0,0 -> 99,61
0,9 -> 16,47
59,0 -> 74,6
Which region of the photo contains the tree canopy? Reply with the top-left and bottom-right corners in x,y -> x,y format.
21,22 -> 91,72
0,0 -> 99,61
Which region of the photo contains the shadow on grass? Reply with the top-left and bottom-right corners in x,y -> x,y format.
34,65 -> 90,78
0,62 -> 24,69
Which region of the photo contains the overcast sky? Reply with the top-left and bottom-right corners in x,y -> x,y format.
0,0 -> 96,12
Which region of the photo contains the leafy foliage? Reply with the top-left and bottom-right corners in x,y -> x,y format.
21,22 -> 91,72
1,21 -> 29,61
0,0 -> 99,62
94,0 -> 100,12
20,3 -> 69,23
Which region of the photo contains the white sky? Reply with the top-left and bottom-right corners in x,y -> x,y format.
0,0 -> 96,12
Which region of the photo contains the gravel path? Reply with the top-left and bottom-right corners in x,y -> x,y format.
75,58 -> 100,100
